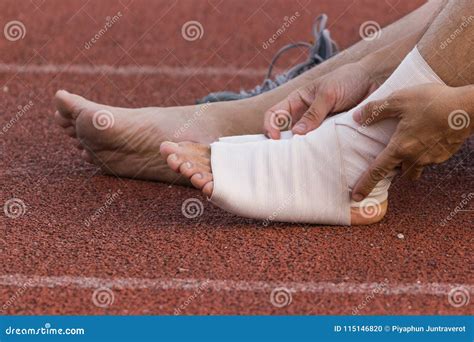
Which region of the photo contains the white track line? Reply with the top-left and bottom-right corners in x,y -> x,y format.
0,63 -> 266,78
0,274 -> 472,295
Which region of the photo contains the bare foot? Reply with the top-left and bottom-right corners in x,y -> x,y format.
54,90 -> 263,184
159,141 -> 214,196
160,140 -> 387,225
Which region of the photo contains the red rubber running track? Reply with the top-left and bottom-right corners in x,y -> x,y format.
0,0 -> 472,314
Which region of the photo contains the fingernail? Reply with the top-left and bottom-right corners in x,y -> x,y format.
293,122 -> 306,134
170,154 -> 178,161
185,161 -> 193,169
352,109 -> 363,123
195,173 -> 203,179
352,193 -> 363,202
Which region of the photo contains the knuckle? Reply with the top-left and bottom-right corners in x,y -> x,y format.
388,92 -> 404,105
320,88 -> 336,104
386,143 -> 402,157
304,107 -> 320,120
294,87 -> 313,107
369,165 -> 388,182
363,102 -> 378,120
397,140 -> 421,158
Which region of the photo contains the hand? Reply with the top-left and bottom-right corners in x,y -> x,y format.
351,83 -> 473,202
263,62 -> 379,139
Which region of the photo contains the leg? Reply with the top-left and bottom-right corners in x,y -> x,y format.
252,0 -> 447,106
54,0 -> 445,185
163,2 -> 472,225
417,0 -> 474,86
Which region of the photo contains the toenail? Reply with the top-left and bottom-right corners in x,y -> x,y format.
170,154 -> 178,161
195,173 -> 203,179
185,161 -> 193,169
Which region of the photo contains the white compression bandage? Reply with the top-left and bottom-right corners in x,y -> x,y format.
210,47 -> 445,225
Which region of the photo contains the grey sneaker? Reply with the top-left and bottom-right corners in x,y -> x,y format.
196,14 -> 338,104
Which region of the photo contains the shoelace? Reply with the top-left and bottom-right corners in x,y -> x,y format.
196,14 -> 338,103
245,14 -> 338,96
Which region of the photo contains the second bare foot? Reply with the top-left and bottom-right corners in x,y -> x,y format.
54,90 -> 263,184
160,140 -> 387,225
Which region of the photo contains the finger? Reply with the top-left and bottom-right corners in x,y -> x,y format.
264,108 -> 291,139
264,108 -> 282,139
292,89 -> 335,135
401,160 -> 424,180
352,99 -> 398,126
264,86 -> 316,139
352,144 -> 402,201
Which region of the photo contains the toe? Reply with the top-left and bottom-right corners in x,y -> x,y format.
202,181 -> 214,197
178,160 -> 195,178
54,111 -> 72,128
190,172 -> 213,190
178,161 -> 210,178
54,90 -> 74,118
54,90 -> 88,119
81,150 -> 93,163
63,126 -> 76,137
160,141 -> 179,159
166,153 -> 184,172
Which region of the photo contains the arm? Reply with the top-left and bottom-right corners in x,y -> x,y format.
262,0 -> 448,138
351,83 -> 473,201
352,0 -> 474,201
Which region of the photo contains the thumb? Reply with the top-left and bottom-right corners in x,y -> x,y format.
292,89 -> 335,135
263,86 -> 316,139
353,98 -> 398,126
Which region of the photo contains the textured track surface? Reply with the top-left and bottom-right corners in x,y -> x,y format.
0,0 -> 472,315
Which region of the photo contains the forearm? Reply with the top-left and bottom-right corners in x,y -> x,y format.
257,0 -> 448,107
357,1 -> 448,85
299,0 -> 447,83
358,32 -> 426,85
